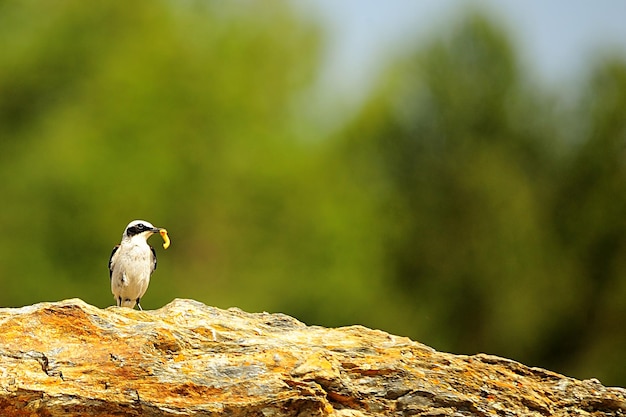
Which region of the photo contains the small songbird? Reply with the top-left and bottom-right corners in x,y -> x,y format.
108,220 -> 166,310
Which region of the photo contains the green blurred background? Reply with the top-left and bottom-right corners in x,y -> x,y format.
1,1 -> 626,387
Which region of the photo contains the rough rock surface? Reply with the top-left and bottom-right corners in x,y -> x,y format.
0,299 -> 624,416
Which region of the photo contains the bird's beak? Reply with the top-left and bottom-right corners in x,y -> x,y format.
151,227 -> 162,234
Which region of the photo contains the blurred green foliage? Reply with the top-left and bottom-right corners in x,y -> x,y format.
1,2 -> 625,386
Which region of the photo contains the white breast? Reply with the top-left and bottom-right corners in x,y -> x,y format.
111,238 -> 154,307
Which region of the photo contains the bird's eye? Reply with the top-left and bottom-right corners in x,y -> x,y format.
137,223 -> 145,230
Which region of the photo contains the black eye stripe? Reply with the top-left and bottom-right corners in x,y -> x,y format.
126,224 -> 146,236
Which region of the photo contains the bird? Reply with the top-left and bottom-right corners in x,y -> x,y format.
108,220 -> 166,310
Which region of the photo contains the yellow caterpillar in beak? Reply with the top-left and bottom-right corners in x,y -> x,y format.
160,229 -> 170,249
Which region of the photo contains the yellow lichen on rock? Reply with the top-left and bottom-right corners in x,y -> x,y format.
0,299 -> 623,416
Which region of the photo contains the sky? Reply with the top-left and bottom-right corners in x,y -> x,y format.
295,1 -> 626,111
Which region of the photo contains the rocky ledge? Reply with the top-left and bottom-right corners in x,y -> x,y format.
0,298 -> 624,416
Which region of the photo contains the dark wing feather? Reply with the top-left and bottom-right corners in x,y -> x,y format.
150,246 -> 157,274
109,245 -> 120,279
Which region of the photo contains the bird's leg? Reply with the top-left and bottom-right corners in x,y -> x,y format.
117,296 -> 122,307
136,299 -> 143,311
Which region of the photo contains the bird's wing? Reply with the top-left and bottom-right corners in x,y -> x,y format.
109,245 -> 120,279
151,245 -> 157,273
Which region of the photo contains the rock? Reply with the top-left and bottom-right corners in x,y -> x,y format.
0,299 -> 624,416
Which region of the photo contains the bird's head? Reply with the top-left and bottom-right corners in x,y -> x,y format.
122,220 -> 162,242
